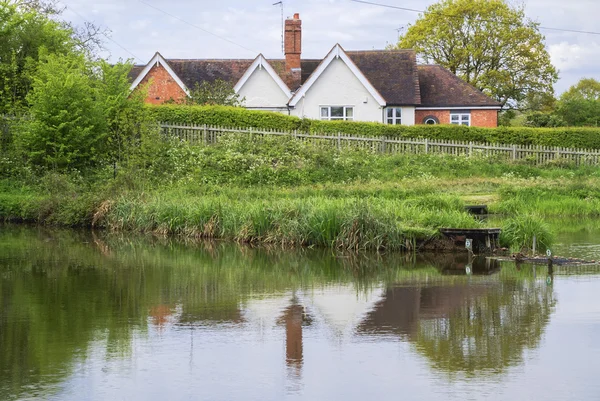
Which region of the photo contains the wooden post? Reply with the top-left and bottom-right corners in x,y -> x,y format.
203,124 -> 207,145
512,145 -> 517,161
337,132 -> 341,150
381,136 -> 387,153
469,141 -> 473,157
424,138 -> 429,154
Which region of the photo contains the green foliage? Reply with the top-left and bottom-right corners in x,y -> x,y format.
524,112 -> 566,128
0,1 -> 77,113
148,104 -> 302,131
500,214 -> 554,253
15,51 -> 107,171
184,79 -> 244,107
12,51 -> 146,172
556,78 -> 600,127
150,104 -> 600,149
395,0 -> 558,108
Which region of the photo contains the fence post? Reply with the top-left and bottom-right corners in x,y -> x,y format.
425,138 -> 429,154
203,124 -> 207,145
512,145 -> 517,161
337,132 -> 341,150
381,136 -> 387,153
469,141 -> 473,157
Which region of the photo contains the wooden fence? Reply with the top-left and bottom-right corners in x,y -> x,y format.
159,123 -> 600,166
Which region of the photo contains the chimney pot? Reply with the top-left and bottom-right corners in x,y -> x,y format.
284,12 -> 302,90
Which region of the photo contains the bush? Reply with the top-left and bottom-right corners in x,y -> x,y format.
500,214 -> 554,254
149,105 -> 600,150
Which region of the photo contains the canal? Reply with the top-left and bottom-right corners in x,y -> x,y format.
1,222 -> 599,400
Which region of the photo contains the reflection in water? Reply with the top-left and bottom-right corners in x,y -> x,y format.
0,226 -> 573,400
278,294 -> 311,393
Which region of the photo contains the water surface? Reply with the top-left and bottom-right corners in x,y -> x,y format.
1,226 -> 600,400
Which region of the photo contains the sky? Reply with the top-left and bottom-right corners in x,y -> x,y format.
57,0 -> 600,94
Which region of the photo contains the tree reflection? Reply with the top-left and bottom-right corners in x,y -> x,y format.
0,226 -> 558,399
358,278 -> 556,376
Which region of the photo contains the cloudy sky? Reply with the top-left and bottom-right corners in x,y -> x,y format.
58,0 -> 600,94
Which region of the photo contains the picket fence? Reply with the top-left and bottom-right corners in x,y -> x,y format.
159,122 -> 600,166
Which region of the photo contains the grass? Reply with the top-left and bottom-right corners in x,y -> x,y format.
2,133 -> 600,250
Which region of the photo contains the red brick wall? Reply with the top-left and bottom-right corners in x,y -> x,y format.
415,110 -> 450,125
471,109 -> 498,128
415,109 -> 498,127
136,64 -> 187,105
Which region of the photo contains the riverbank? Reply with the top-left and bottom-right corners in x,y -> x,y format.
2,134 -> 600,251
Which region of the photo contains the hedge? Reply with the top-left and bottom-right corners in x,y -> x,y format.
148,105 -> 600,150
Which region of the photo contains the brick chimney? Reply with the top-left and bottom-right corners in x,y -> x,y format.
284,13 -> 302,90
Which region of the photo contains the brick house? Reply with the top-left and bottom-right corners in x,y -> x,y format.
129,14 -> 501,127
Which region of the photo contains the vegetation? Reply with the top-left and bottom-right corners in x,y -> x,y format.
185,79 -> 245,107
149,104 -> 600,150
394,0 -> 557,109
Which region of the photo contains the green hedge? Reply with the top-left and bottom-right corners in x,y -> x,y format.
148,105 -> 600,149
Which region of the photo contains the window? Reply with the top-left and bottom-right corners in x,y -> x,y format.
386,107 -> 402,125
450,112 -> 471,126
320,106 -> 354,121
423,116 -> 439,125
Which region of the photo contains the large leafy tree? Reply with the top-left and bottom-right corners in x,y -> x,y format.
0,1 -> 105,113
16,51 -> 145,172
395,0 -> 558,109
556,78 -> 600,126
0,1 -> 75,112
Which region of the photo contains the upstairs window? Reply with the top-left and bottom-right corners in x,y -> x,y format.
386,107 -> 402,125
450,111 -> 471,126
321,106 -> 354,121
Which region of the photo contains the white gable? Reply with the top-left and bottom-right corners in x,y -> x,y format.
237,65 -> 291,108
290,57 -> 384,122
234,54 -> 291,109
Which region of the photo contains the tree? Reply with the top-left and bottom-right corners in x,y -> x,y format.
185,79 -> 244,107
556,78 -> 600,126
0,1 -> 105,114
0,2 -> 75,112
395,0 -> 558,109
16,51 -> 107,170
15,52 -> 144,172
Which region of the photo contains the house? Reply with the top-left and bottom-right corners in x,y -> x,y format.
129,14 -> 501,127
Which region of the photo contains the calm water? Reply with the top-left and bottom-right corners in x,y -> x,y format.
1,224 -> 600,401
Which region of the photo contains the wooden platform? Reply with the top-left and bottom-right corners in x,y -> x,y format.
439,228 -> 502,254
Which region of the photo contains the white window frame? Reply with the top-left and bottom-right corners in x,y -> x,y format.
320,106 -> 354,121
385,107 -> 402,125
450,112 -> 471,126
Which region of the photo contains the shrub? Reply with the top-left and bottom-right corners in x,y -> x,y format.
500,214 -> 554,254
149,105 -> 600,149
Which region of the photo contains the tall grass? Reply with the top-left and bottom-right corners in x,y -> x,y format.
500,214 -> 554,254
100,194 -> 479,251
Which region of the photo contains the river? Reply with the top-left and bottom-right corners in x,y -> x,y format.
1,223 -> 599,400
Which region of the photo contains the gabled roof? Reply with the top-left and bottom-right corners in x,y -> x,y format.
233,54 -> 291,98
417,65 -> 502,108
129,52 -> 190,96
128,50 -> 501,109
289,44 -> 387,107
346,50 -> 421,106
129,59 -> 320,92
